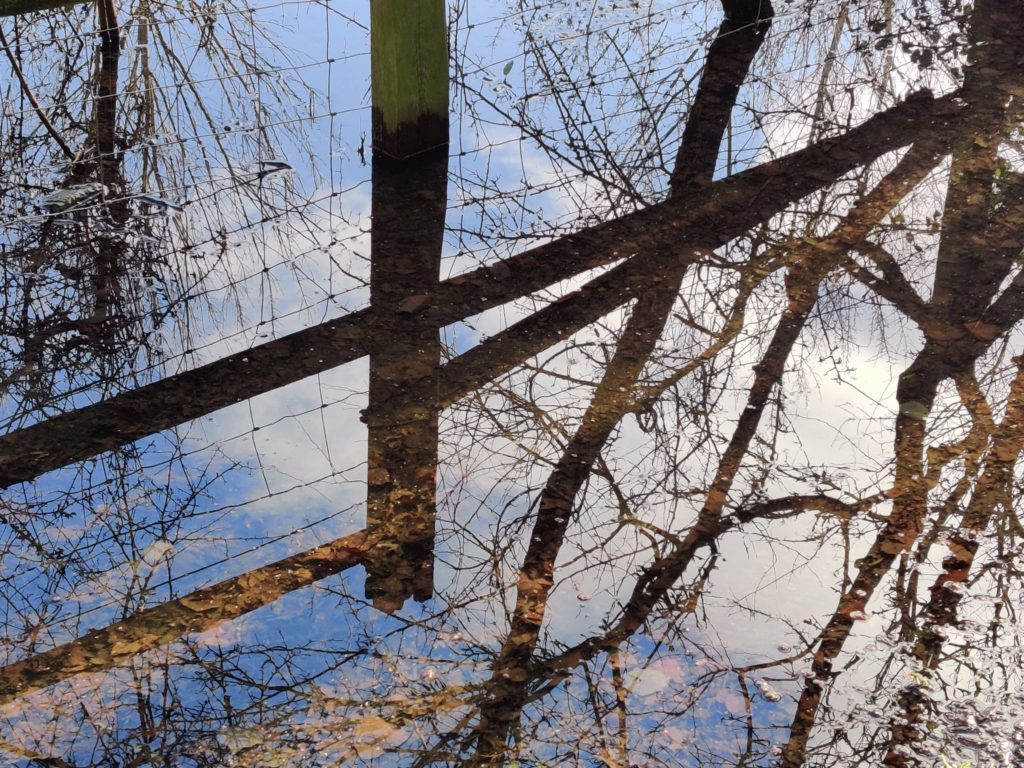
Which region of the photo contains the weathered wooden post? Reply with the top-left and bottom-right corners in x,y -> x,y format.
364,0 -> 449,612
370,0 -> 448,159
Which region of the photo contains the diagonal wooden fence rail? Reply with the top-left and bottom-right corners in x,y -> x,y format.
0,89 -> 960,489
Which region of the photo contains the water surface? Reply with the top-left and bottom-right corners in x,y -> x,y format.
0,1 -> 1022,766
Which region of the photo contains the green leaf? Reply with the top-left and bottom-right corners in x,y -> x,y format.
502,60 -> 514,77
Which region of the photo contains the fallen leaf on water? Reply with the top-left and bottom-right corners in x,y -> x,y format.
757,679 -> 782,702
179,594 -> 218,613
352,714 -> 397,739
217,725 -> 264,754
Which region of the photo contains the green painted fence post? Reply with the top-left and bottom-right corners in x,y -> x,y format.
370,0 -> 448,158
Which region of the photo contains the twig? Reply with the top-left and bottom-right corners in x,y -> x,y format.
0,26 -> 76,160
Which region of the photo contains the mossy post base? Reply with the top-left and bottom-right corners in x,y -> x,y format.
370,0 -> 448,159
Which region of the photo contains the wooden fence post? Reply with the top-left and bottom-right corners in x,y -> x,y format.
370,0 -> 448,158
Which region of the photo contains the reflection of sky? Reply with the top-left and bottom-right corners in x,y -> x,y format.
2,1 -> 1022,766
2,0 -> 723,640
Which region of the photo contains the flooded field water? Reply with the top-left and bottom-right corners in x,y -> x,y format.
0,0 -> 1022,765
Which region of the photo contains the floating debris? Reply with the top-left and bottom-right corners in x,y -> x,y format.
899,400 -> 930,420
34,183 -> 104,212
257,159 -> 294,176
757,679 -> 782,702
136,194 -> 185,213
216,725 -> 264,754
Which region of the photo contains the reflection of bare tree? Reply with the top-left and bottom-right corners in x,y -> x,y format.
0,10 -> 347,763
0,0 -> 318,424
2,1 -> 1024,766
780,3 -> 1024,764
2,0 -> 132,392
461,125 -> 951,768
469,2 -> 775,760
882,359 -> 1024,764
